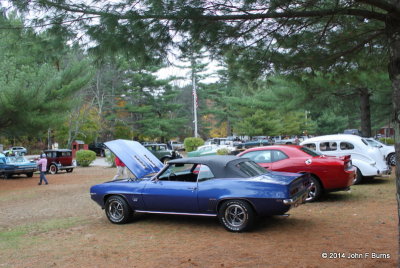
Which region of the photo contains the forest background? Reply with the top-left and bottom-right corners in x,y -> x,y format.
0,1 -> 395,153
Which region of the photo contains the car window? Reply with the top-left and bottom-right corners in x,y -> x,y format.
303,143 -> 316,151
272,150 -> 288,161
197,165 -> 215,182
299,147 -> 321,156
158,163 -> 197,182
158,145 -> 167,150
319,142 -> 337,151
241,151 -> 272,163
62,152 -> 72,157
236,161 -> 268,177
340,142 -> 354,150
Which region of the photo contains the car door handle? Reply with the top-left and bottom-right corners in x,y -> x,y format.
188,187 -> 197,191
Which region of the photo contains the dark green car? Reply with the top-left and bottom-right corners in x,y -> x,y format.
144,143 -> 182,164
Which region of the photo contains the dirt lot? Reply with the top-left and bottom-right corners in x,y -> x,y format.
0,164 -> 397,268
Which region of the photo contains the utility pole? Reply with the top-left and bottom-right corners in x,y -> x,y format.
191,56 -> 198,138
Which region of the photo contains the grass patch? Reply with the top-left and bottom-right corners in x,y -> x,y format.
0,217 -> 84,250
0,190 -> 40,202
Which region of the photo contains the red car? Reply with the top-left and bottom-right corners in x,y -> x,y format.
238,145 -> 356,201
44,149 -> 75,174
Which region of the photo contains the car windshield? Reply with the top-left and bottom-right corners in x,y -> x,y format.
6,156 -> 29,164
299,147 -> 321,156
236,161 -> 268,177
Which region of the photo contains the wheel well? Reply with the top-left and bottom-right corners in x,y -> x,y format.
216,198 -> 257,215
103,194 -> 129,207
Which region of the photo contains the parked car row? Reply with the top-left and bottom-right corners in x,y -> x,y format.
90,140 -> 311,232
300,134 -> 391,184
238,145 -> 355,202
89,136 -> 395,232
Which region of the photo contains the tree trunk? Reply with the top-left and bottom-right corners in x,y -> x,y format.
358,88 -> 372,137
385,10 -> 400,268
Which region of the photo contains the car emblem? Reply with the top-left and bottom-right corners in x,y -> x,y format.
305,159 -> 312,165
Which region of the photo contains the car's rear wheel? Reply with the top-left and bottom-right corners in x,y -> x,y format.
218,200 -> 254,232
26,172 -> 33,177
49,164 -> 58,175
105,195 -> 134,224
388,153 -> 396,166
353,168 -> 363,184
66,168 -> 73,173
306,176 -> 322,202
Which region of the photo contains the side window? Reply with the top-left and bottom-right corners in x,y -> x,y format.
320,142 -> 338,151
272,150 -> 288,162
241,151 -> 272,163
158,163 -> 197,182
340,142 -> 354,150
303,143 -> 316,151
197,165 -> 215,182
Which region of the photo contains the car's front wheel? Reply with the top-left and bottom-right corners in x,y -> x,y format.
306,176 -> 322,202
388,153 -> 396,166
26,172 -> 33,177
218,200 -> 254,232
105,195 -> 134,224
49,164 -> 58,175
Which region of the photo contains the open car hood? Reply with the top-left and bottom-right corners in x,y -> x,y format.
104,140 -> 164,179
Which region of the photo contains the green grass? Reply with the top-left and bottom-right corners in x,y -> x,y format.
0,217 -> 84,250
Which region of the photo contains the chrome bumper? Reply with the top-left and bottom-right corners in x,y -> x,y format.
283,190 -> 309,206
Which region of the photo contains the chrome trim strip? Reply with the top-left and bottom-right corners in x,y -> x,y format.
135,210 -> 217,217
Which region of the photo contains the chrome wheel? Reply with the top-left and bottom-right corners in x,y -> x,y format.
306,176 -> 322,202
105,195 -> 133,224
225,204 -> 246,227
218,200 -> 254,232
108,200 -> 124,222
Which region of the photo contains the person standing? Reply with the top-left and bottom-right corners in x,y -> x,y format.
113,156 -> 127,180
36,153 -> 49,185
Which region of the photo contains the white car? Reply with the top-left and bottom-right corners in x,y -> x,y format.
365,138 -> 396,166
300,134 -> 390,184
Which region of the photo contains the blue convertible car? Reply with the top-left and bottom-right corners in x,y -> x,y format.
90,140 -> 311,232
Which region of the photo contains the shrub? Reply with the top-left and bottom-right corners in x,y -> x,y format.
379,137 -> 395,145
216,148 -> 230,155
184,137 -> 205,152
76,150 -> 96,167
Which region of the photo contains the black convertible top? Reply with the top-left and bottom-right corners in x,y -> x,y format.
168,155 -> 253,178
